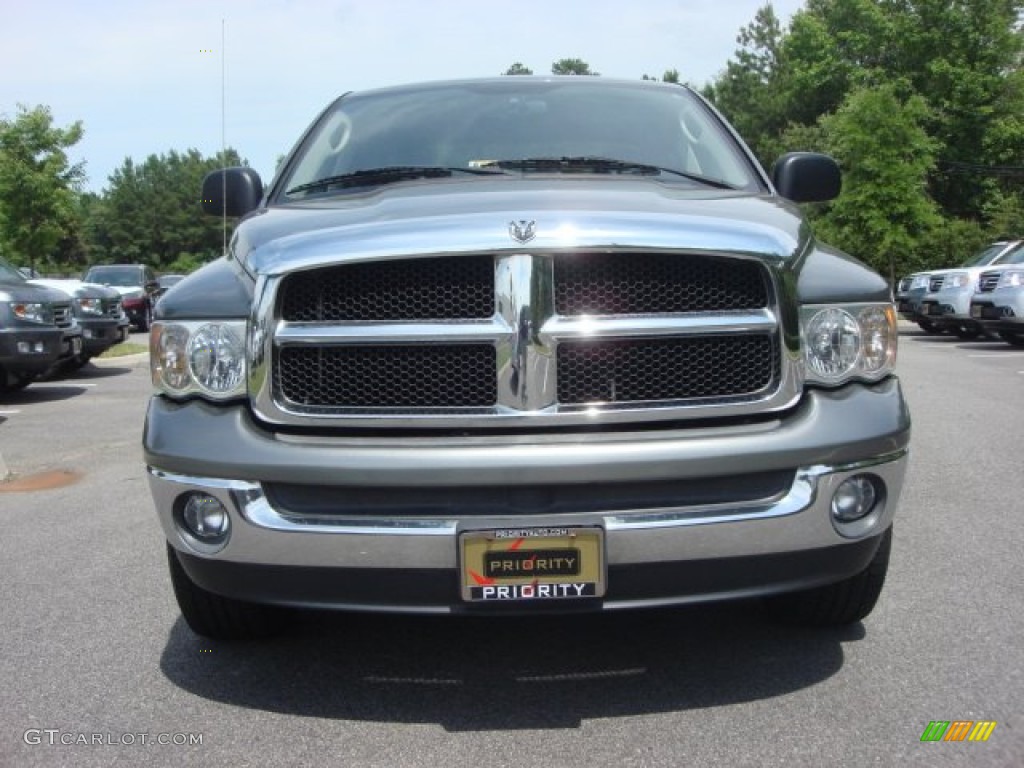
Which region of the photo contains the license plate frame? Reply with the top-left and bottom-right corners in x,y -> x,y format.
459,526 -> 605,603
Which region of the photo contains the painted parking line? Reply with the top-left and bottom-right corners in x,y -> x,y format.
0,410 -> 21,415
968,352 -> 1024,358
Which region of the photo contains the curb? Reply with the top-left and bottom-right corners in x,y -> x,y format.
91,353 -> 149,368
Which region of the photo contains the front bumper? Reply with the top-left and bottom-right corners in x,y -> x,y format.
0,325 -> 64,374
971,290 -> 1024,333
76,317 -> 123,355
146,380 -> 911,613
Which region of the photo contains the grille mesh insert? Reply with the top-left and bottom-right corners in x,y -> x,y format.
281,255 -> 495,321
554,253 -> 768,315
278,345 -> 497,408
557,335 -> 777,404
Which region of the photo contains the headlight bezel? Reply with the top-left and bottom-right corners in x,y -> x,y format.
801,303 -> 898,387
9,301 -> 53,324
151,320 -> 248,401
997,269 -> 1024,288
75,297 -> 104,316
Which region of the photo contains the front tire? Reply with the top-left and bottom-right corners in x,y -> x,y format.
999,331 -> 1024,347
166,543 -> 285,641
137,303 -> 152,333
916,319 -> 943,334
764,527 -> 892,627
0,367 -> 34,394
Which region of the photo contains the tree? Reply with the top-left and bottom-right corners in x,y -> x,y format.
551,58 -> 599,76
90,148 -> 245,271
814,84 -> 943,278
503,62 -> 533,76
0,105 -> 85,274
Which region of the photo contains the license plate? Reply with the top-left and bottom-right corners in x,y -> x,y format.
459,526 -> 605,602
971,306 -> 982,318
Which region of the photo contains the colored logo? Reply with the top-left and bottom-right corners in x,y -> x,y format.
920,721 -> 997,742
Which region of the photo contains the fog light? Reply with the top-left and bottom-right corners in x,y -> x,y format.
181,493 -> 230,540
16,341 -> 45,354
832,475 -> 878,522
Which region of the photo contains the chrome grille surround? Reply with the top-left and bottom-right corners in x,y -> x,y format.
52,302 -> 73,328
977,271 -> 1001,293
250,249 -> 801,429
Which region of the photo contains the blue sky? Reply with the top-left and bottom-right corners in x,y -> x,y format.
1,0 -> 805,193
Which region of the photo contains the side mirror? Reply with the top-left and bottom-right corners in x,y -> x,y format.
771,152 -> 841,203
145,280 -> 160,294
202,167 -> 264,217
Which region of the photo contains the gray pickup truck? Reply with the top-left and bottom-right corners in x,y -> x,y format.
145,78 -> 910,640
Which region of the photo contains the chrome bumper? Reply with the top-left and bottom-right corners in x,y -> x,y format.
149,449 -> 907,569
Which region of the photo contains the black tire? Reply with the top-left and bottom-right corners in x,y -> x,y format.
998,331 -> 1024,347
0,367 -> 34,393
137,303 -> 152,333
764,527 -> 892,627
915,319 -> 943,334
166,543 -> 285,641
953,324 -> 982,340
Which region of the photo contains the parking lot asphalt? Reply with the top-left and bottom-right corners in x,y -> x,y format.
0,326 -> 1021,767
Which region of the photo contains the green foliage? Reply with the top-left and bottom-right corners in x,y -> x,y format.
88,148 -> 244,272
812,85 -> 943,278
0,105 -> 85,274
503,62 -> 533,76
707,0 -> 1024,273
551,58 -> 599,76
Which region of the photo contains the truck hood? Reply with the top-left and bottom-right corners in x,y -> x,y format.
233,178 -> 812,276
0,280 -> 72,304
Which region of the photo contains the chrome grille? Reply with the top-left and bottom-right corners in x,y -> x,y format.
281,256 -> 494,321
258,250 -> 794,428
929,275 -> 945,291
978,271 -> 1001,293
554,252 -> 767,314
52,302 -> 73,328
557,336 -> 777,404
278,345 -> 497,408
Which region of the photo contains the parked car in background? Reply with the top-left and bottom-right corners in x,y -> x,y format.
1,256 -> 82,393
918,240 -> 1024,338
30,278 -> 129,369
896,240 -> 1021,335
82,264 -> 159,331
896,272 -> 933,331
970,265 -> 1024,346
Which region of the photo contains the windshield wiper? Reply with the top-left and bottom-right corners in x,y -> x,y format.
286,166 -> 504,196
479,157 -> 737,189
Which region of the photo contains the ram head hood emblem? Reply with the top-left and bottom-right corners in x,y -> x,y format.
508,219 -> 537,244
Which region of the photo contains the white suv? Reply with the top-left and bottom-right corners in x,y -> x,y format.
918,240 -> 1024,338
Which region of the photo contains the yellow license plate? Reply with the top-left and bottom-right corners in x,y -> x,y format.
459,527 -> 605,602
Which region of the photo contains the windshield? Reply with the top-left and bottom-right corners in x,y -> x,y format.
994,243 -> 1024,265
961,243 -> 1011,267
85,266 -> 143,287
278,80 -> 761,199
0,256 -> 27,283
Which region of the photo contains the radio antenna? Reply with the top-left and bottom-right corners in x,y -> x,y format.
221,18 -> 227,256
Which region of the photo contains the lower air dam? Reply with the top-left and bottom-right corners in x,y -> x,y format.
473,583 -> 596,600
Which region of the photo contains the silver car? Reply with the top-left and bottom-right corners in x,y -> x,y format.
970,265 -> 1024,346
917,240 -> 1024,338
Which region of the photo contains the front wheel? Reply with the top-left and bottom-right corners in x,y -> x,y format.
0,367 -> 35,394
166,544 -> 285,641
916,319 -> 943,334
998,331 -> 1024,347
763,527 -> 892,627
953,324 -> 981,340
137,303 -> 152,333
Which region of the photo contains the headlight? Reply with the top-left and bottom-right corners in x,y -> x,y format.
151,320 -> 247,400
75,297 -> 104,316
997,269 -> 1024,288
909,275 -> 929,290
9,302 -> 53,324
801,303 -> 897,386
945,271 -> 970,289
